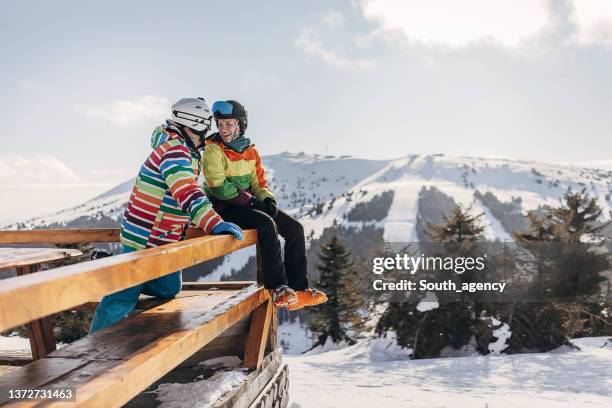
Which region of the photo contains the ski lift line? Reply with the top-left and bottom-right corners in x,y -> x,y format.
0,229 -> 258,333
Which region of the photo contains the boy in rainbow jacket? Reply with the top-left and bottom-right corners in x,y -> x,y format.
89,98 -> 243,333
201,100 -> 327,311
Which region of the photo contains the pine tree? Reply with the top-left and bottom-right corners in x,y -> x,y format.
507,189 -> 612,352
377,202 -> 490,358
307,234 -> 366,347
425,204 -> 486,243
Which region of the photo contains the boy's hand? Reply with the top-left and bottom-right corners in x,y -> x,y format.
252,197 -> 278,218
262,198 -> 278,218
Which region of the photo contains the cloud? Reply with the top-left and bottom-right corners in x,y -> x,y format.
359,0 -> 554,48
0,154 -> 80,187
567,0 -> 612,47
75,95 -> 169,126
321,11 -> 346,27
295,28 -> 379,70
18,79 -> 35,91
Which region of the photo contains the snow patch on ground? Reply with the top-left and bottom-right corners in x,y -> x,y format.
286,335 -> 612,407
488,318 -> 511,355
416,291 -> 439,312
0,334 -> 31,351
155,371 -> 246,408
197,355 -> 243,369
368,332 -> 413,362
278,318 -> 314,355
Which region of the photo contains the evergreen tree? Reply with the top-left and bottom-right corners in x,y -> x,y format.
425,204 -> 486,243
377,203 -> 493,358
507,189 -> 612,352
307,234 -> 366,347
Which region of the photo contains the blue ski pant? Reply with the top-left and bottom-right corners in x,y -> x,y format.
88,245 -> 182,334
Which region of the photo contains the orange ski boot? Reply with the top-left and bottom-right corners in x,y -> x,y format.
268,285 -> 298,308
287,288 -> 328,311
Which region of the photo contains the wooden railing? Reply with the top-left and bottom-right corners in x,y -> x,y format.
0,229 -> 258,332
0,228 -> 121,244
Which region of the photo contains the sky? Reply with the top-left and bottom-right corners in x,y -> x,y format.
1,0 -> 612,224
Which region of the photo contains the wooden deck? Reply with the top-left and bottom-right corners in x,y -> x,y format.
0,228 -> 281,407
0,284 -> 270,407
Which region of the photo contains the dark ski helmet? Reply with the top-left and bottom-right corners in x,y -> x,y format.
212,100 -> 248,136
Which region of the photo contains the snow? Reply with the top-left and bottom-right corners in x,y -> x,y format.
8,152 -> 612,247
0,334 -> 31,352
416,291 -> 439,312
286,335 -> 612,407
368,331 -> 413,362
488,318 -> 511,355
197,355 -> 243,369
155,371 -> 246,408
198,246 -> 256,281
279,318 -> 314,355
476,199 -> 514,241
3,191 -> 129,229
0,334 -> 68,357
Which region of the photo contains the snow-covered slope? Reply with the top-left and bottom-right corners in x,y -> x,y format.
286,335 -> 612,408
298,154 -> 612,241
6,152 -> 612,245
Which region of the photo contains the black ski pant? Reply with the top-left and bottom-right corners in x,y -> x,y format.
217,206 -> 309,290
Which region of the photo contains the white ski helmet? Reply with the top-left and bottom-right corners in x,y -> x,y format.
171,97 -> 213,133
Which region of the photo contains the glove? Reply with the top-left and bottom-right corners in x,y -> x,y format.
263,198 -> 279,218
211,221 -> 243,240
253,197 -> 278,218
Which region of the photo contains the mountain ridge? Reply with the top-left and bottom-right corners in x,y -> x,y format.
6,152 -> 612,245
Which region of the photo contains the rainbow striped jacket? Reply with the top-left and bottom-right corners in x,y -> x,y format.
120,123 -> 222,250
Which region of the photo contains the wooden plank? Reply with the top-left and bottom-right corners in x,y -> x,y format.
0,357 -> 90,395
256,242 -> 263,285
0,248 -> 82,271
182,281 -> 255,290
214,348 -> 283,408
16,265 -> 56,361
247,361 -> 287,408
0,229 -> 120,244
243,298 -> 273,369
0,230 -> 258,332
0,366 -> 21,376
49,289 -> 241,359
267,307 -> 278,352
0,286 -> 270,407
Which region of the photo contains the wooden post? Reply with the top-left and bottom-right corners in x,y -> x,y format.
243,298 -> 273,369
15,264 -> 56,360
256,241 -> 263,285
266,307 -> 278,352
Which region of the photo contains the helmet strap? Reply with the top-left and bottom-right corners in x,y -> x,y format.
177,125 -> 203,159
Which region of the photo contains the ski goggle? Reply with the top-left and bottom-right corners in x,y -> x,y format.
212,101 -> 234,115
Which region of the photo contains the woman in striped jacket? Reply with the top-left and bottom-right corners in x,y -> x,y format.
90,98 -> 243,333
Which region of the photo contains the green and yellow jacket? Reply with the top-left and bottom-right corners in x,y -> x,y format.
202,133 -> 275,210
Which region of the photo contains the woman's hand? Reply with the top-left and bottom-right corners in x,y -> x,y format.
211,222 -> 243,240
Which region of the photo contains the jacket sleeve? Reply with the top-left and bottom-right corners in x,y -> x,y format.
202,144 -> 242,201
158,146 -> 222,234
249,149 -> 276,202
